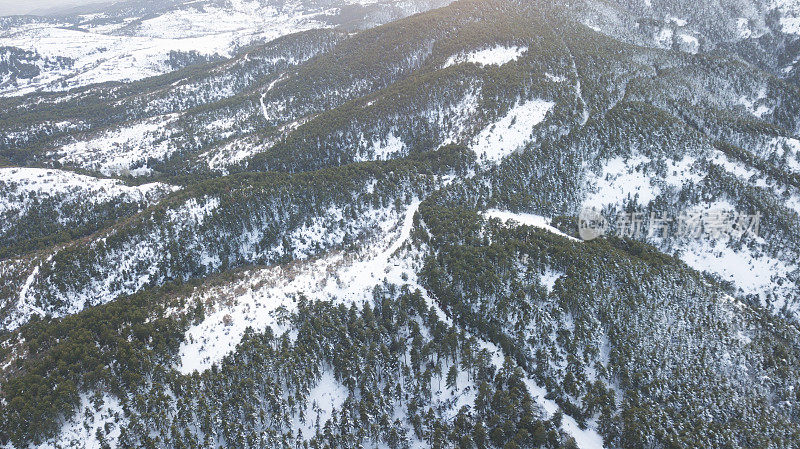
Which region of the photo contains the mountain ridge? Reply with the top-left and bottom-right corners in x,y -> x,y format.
1,0 -> 800,448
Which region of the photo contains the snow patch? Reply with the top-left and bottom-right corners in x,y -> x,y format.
781,16 -> 800,35
738,87 -> 772,118
33,393 -> 124,449
293,371 -> 349,438
540,268 -> 564,293
654,28 -> 674,48
678,232 -> 797,309
471,98 -> 554,163
443,45 -> 527,68
584,155 -> 658,208
663,156 -> 704,187
484,210 -> 580,242
52,115 -> 180,176
178,201 -> 422,373
667,16 -> 688,27
736,18 -> 753,38
678,34 -> 700,53
546,73 -> 567,83
356,131 -> 406,161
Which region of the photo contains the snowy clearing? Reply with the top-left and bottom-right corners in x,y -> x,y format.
0,1 -> 329,96
51,115 -> 181,176
583,155 -> 658,208
32,393 -> 124,449
471,98 -> 554,162
178,200 -> 422,373
484,209 -> 581,242
355,131 -> 407,162
0,167 -> 177,223
443,45 -> 528,68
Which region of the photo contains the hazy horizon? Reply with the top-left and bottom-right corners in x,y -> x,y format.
0,0 -> 113,16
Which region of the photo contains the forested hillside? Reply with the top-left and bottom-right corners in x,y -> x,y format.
1,0 -> 800,448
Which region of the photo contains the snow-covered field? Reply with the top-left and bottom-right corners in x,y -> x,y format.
680,235 -> 797,303
583,154 -> 659,207
583,152 -> 708,210
0,167 -> 177,226
0,0 -> 330,96
471,98 -> 554,162
178,200 -> 421,373
484,209 -> 581,242
200,135 -> 270,171
51,114 -> 180,176
444,45 -> 528,68
668,201 -> 799,312
355,131 -> 406,161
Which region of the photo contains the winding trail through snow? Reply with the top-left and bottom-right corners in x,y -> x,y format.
178,200 -> 421,373
177,199 -> 604,448
336,199 -> 421,299
564,42 -> 590,126
260,74 -> 286,121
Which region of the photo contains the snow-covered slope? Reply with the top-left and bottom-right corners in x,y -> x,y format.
0,0 -> 450,96
443,45 -> 528,68
0,167 -> 178,253
471,98 -> 554,163
178,200 -> 422,373
3,1 -> 800,448
51,115 -> 181,176
0,167 -> 175,216
0,3 -> 322,95
580,142 -> 800,317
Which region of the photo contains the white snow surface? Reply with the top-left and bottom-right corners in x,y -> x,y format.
0,0 -> 329,96
293,370 -> 349,438
584,154 -> 658,208
773,0 -> 800,35
355,131 -> 407,162
484,209 -> 581,242
681,238 -> 795,301
667,16 -> 688,27
736,84 -> 773,119
201,135 -> 270,171
52,114 -> 181,176
29,393 -> 124,449
670,202 -> 799,312
443,45 -> 528,68
678,34 -> 700,53
178,200 -> 422,373
540,267 -> 565,293
582,153 -> 704,210
0,167 -> 177,225
471,98 -> 554,162
654,27 -> 674,48
736,18 -> 754,38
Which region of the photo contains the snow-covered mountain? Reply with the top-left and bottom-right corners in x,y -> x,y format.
2,0 -> 800,448
0,0 -> 450,96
